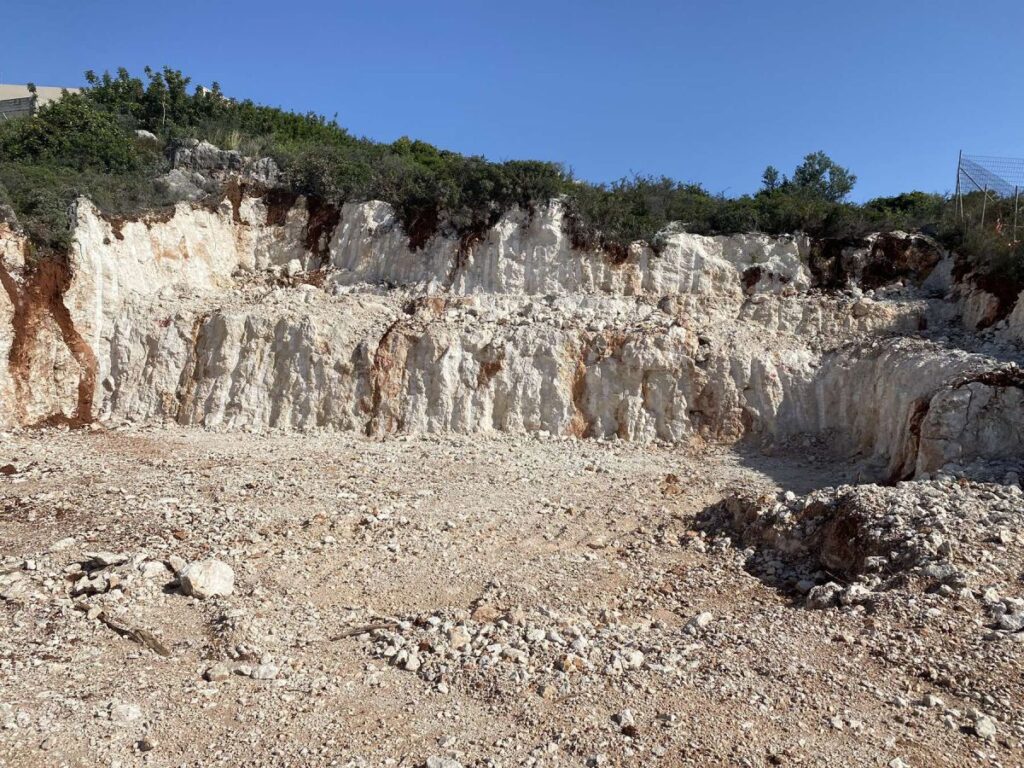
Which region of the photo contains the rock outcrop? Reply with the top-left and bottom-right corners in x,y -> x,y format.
1,189 -> 1022,480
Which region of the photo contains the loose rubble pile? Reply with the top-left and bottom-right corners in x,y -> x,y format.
700,479 -> 1024,616
366,600 -> 717,694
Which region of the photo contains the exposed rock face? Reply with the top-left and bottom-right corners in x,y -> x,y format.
326,200 -> 811,297
171,139 -> 281,186
0,192 -> 1022,480
806,232 -> 944,291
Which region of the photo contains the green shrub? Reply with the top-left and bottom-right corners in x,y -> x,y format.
0,93 -> 139,172
0,161 -> 175,252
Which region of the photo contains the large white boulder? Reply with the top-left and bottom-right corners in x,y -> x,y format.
179,559 -> 234,599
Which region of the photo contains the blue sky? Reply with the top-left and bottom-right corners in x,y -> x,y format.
4,0 -> 1023,201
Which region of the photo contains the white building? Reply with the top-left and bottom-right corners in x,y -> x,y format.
0,84 -> 80,120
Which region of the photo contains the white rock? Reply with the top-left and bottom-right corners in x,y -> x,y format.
109,702 -> 142,725
178,559 -> 234,599
49,537 -> 76,552
139,561 -> 172,580
685,612 -> 714,633
425,758 -> 464,768
972,711 -> 997,740
250,664 -> 279,680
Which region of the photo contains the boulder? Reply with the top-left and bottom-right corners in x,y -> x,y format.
179,559 -> 234,599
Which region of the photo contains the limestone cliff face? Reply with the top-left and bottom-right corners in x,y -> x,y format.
1,192 -> 1022,479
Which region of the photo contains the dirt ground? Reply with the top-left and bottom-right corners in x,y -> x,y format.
1,426 -> 1021,767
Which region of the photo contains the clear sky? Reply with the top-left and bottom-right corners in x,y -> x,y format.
4,0 -> 1023,201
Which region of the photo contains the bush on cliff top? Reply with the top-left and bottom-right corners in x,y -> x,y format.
0,89 -> 173,250
0,66 -> 1018,284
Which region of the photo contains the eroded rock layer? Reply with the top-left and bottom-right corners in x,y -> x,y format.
1,192 -> 1022,479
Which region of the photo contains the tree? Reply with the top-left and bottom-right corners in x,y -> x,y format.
790,151 -> 856,202
761,165 -> 781,193
0,93 -> 138,172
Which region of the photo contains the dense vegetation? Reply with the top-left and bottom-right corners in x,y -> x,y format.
0,66 -> 1019,285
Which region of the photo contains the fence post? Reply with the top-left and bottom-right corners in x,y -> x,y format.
1015,186 -> 1020,242
956,150 -> 963,223
981,185 -> 988,228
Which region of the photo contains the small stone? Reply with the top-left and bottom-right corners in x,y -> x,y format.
250,664 -> 279,680
971,711 -> 997,740
806,582 -> 843,609
471,604 -> 500,623
138,737 -> 157,752
448,626 -> 471,650
109,702 -> 142,726
685,612 -> 713,633
178,559 -> 234,599
204,663 -> 232,682
425,757 -> 463,768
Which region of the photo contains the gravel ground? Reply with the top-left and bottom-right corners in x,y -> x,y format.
1,425 -> 1022,767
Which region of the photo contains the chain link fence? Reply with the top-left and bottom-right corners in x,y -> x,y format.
956,152 -> 1024,242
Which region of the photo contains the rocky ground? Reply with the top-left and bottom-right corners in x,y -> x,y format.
1,425 -> 1022,767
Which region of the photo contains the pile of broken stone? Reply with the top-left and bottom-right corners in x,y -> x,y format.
698,477 -> 1024,636
366,597 -> 716,696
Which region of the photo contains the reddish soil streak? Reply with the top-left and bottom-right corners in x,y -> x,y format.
304,198 -> 342,266
0,252 -> 97,426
